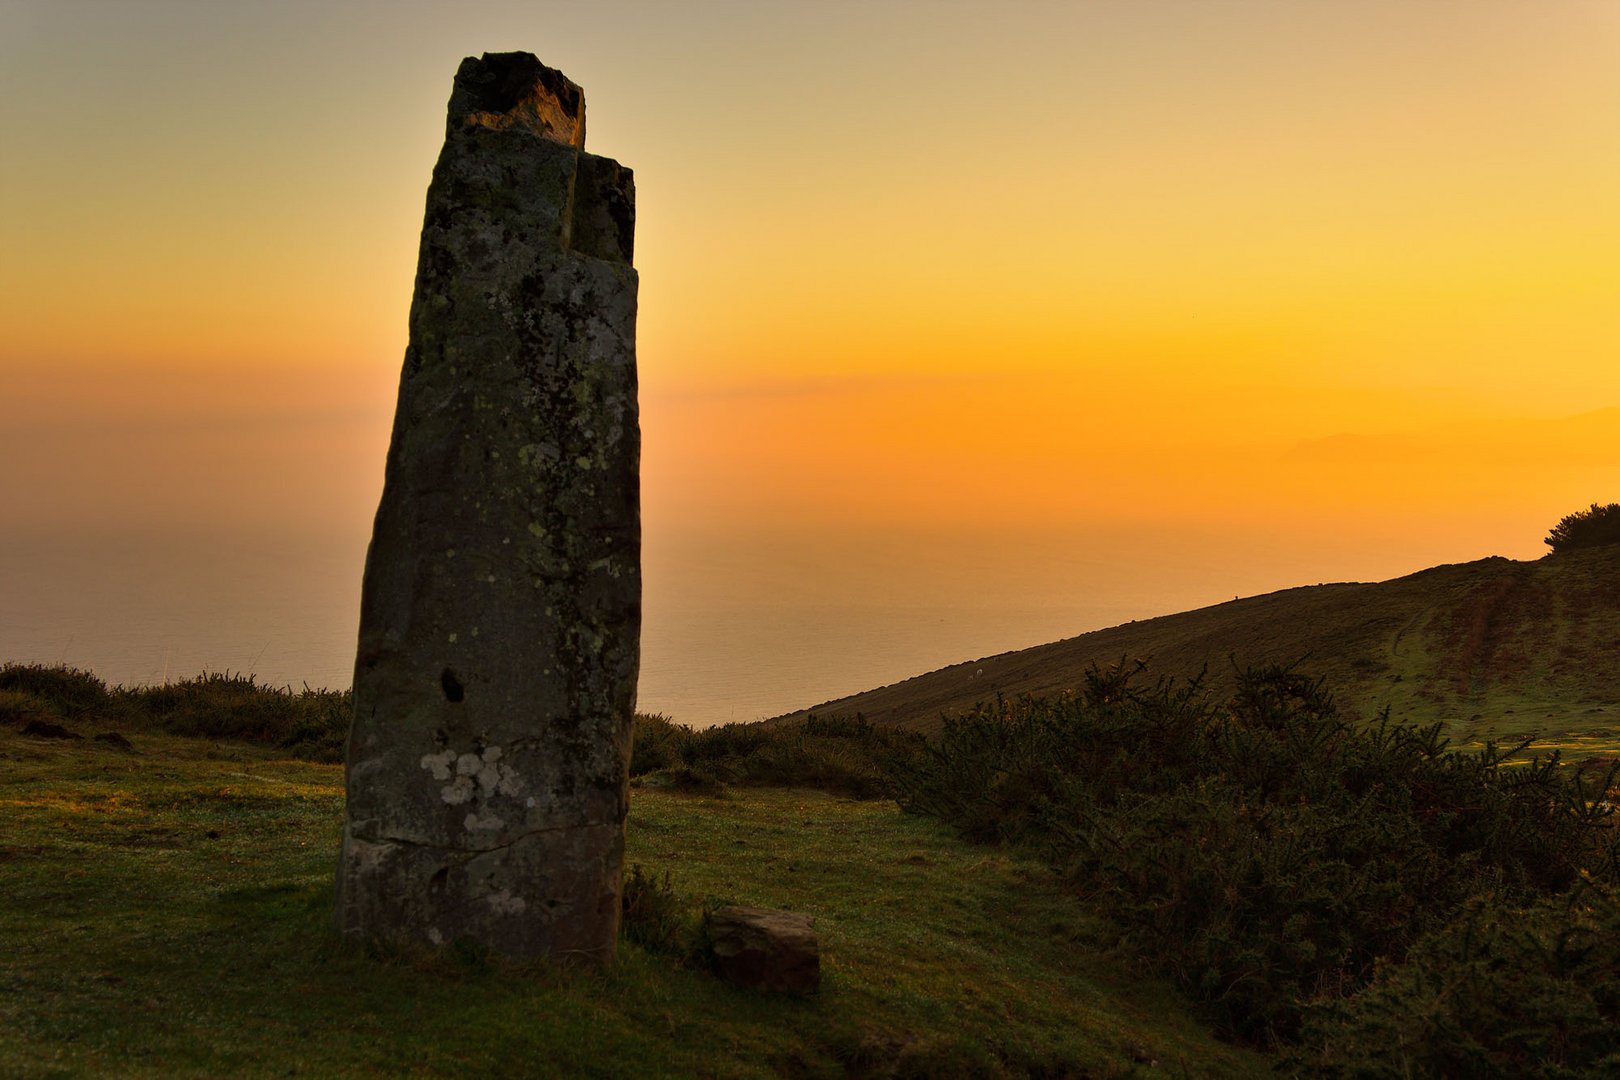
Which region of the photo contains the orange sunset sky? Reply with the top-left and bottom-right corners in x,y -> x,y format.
2,1 -> 1617,720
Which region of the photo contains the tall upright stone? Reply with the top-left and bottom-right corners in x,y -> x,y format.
336,52 -> 638,963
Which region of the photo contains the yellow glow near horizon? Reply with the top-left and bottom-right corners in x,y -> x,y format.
2,0 -> 1617,584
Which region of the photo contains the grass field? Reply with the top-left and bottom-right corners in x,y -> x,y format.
0,725 -> 1268,1078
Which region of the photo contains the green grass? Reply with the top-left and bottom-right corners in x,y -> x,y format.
0,726 -> 1268,1078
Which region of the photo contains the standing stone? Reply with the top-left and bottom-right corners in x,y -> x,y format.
336,52 -> 638,963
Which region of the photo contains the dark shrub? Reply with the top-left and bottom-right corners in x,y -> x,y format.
630,712 -> 925,800
117,673 -> 351,761
638,765 -> 729,798
630,713 -> 691,777
900,662 -> 1619,1044
0,663 -> 108,716
1545,502 -> 1620,554
274,687 -> 352,763
1300,881 -> 1620,1078
0,689 -> 54,727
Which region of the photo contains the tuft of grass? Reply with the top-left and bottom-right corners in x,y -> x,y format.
619,863 -> 695,957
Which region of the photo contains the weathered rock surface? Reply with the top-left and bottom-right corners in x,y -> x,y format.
336,52 -> 639,964
706,905 -> 821,993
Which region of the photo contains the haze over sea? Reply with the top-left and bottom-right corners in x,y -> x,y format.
0,362 -> 1588,728
0,362 -> 1553,728
0,510 -> 1491,730
0,518 -> 1137,728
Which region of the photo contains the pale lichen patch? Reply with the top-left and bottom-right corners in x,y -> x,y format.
425,744 -> 526,806
440,777 -> 476,805
420,749 -> 458,781
464,809 -> 505,832
487,889 -> 528,915
475,748 -> 504,795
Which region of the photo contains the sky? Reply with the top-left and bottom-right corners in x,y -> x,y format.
2,1 -> 1618,719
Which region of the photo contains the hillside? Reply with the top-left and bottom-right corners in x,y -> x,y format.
776,546 -> 1620,755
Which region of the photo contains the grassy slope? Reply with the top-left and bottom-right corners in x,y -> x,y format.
775,547 -> 1620,754
0,728 -> 1267,1078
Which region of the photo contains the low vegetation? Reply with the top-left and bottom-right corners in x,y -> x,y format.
631,711 -> 925,799
1545,501 -> 1620,554
0,662 -> 351,762
0,664 -> 920,795
7,656 -> 1620,1076
900,662 -> 1620,1071
1297,881 -> 1620,1078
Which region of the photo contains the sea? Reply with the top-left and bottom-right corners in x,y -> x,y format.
0,521 -> 1237,728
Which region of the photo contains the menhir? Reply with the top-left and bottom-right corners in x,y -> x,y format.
336,52 -> 639,963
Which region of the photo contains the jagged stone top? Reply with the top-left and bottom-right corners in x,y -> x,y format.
449,52 -> 585,147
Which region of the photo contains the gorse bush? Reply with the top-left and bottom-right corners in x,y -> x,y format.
0,662 -> 109,717
1545,502 -> 1620,554
900,661 -> 1620,1045
630,711 -> 926,799
0,663 -> 352,762
127,672 -> 352,760
1298,880 -> 1620,1078
628,713 -> 689,777
0,688 -> 55,726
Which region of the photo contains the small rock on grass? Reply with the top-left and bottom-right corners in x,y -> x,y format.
705,905 -> 820,993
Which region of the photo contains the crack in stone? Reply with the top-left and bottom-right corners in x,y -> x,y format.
367,821 -> 597,856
